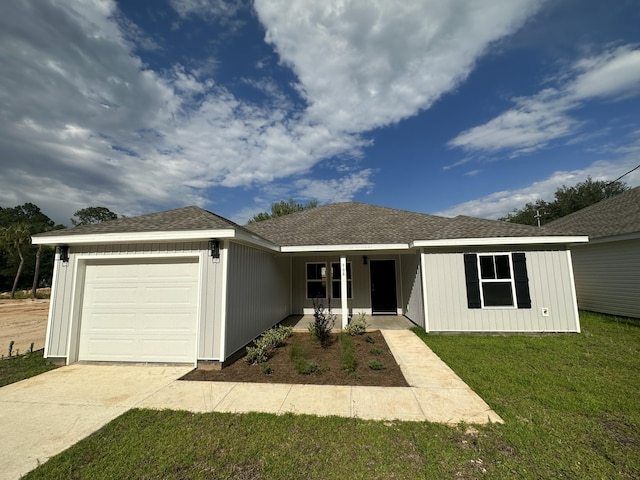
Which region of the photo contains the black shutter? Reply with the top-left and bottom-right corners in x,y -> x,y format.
512,252 -> 531,309
463,254 -> 481,309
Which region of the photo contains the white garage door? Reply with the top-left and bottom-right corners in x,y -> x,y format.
78,259 -> 199,363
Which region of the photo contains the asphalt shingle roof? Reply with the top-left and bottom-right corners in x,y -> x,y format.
245,202 -> 557,245
34,206 -> 249,237
35,202 -> 576,246
545,187 -> 640,239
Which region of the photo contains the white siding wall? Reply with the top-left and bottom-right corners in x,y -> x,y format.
44,242 -> 223,361
571,239 -> 640,318
224,242 -> 291,359
424,248 -> 579,332
400,254 -> 424,327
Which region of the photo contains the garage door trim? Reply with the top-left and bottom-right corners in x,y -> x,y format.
67,253 -> 204,365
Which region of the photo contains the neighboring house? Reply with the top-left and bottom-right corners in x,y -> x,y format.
33,202 -> 587,366
546,186 -> 640,319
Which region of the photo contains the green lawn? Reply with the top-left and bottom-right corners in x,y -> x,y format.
0,349 -> 57,387
23,311 -> 640,479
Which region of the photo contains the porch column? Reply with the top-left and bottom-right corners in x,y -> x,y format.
340,255 -> 349,328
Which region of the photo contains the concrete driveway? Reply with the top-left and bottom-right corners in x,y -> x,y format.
0,364 -> 192,480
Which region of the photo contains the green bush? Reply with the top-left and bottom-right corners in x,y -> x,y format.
368,359 -> 385,370
345,312 -> 368,336
245,325 -> 293,365
290,343 -> 320,375
309,296 -> 335,347
365,334 -> 375,344
259,362 -> 272,375
339,334 -> 357,373
369,347 -> 381,355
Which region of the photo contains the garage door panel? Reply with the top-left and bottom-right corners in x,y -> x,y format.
79,260 -> 199,363
141,285 -> 197,304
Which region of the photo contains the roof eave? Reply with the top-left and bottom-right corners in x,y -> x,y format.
411,236 -> 589,248
32,229 -> 239,246
281,243 -> 411,253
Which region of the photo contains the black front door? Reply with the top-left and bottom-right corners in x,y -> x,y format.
370,260 -> 397,314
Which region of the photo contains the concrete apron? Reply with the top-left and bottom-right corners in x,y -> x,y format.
0,332 -> 502,480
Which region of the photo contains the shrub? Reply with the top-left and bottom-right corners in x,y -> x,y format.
368,359 -> 386,370
290,343 -> 320,375
345,312 -> 369,336
245,325 -> 293,365
259,362 -> 272,375
369,347 -> 382,355
308,296 -> 335,347
365,334 -> 375,344
339,334 -> 357,373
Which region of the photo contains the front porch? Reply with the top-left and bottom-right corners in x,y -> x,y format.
280,314 -> 416,332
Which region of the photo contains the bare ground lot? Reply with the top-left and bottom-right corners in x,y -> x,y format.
0,299 -> 49,356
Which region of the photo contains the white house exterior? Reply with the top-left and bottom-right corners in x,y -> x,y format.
547,187 -> 640,319
33,203 -> 587,366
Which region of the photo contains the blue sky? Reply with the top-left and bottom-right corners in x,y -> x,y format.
1,0 -> 639,226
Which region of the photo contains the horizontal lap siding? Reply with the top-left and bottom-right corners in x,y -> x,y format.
400,254 -> 424,327
424,249 -> 579,332
224,243 -> 290,359
571,239 -> 640,318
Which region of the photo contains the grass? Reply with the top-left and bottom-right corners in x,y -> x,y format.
22,311 -> 640,479
0,349 -> 57,387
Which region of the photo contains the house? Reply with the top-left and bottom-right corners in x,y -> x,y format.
32,202 -> 587,366
545,186 -> 640,319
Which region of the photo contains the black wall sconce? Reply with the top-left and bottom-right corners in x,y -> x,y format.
208,239 -> 220,259
362,255 -> 368,265
58,245 -> 69,263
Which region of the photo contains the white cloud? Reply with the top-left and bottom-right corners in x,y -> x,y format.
449,45 -> 640,155
0,0 -> 545,224
436,157 -> 640,219
255,0 -> 544,133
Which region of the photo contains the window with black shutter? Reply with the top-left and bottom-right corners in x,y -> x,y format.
464,253 -> 531,309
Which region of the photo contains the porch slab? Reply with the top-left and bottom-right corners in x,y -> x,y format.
281,314 -> 415,332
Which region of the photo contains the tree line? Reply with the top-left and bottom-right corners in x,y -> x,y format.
0,205 -> 119,298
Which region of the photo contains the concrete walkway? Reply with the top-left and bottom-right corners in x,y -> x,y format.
0,330 -> 502,480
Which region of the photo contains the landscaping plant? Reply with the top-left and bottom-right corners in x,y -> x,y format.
245,325 -> 293,365
308,296 -> 335,347
345,312 -> 368,336
339,333 -> 357,373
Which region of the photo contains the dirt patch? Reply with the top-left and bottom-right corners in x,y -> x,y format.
0,299 -> 49,356
182,330 -> 408,387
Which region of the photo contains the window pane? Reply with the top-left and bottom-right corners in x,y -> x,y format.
332,281 -> 340,299
331,263 -> 340,279
479,256 -> 495,279
308,283 -> 326,299
307,263 -> 326,281
482,282 -> 513,306
495,255 -> 511,279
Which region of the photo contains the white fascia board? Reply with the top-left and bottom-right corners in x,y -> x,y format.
281,243 -> 410,253
31,229 -> 238,246
232,230 -> 281,252
411,236 -> 588,248
577,231 -> 640,245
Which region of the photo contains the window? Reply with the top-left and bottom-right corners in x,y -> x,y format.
331,262 -> 352,299
306,263 -> 327,298
464,253 -> 531,309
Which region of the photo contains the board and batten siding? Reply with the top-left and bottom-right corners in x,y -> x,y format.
44,242 -> 223,362
224,242 -> 291,359
423,248 -> 579,332
400,254 -> 424,327
570,239 -> 640,319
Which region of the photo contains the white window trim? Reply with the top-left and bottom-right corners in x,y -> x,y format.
305,262 -> 327,299
330,261 -> 353,299
477,253 -> 517,309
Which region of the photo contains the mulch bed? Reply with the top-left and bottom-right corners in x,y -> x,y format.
181,330 -> 409,387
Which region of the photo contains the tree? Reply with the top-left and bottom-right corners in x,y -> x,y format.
500,177 -> 629,226
1,222 -> 32,298
71,206 -> 119,226
247,199 -> 318,223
